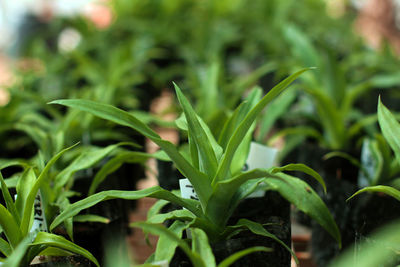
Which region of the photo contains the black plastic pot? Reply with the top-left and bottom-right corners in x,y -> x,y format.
282,141 -> 361,265
170,191 -> 291,267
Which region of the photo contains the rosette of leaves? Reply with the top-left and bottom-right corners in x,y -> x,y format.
347,98 -> 400,201
0,146 -> 99,266
48,69 -> 341,265
274,25 -> 400,152
0,138 -> 160,266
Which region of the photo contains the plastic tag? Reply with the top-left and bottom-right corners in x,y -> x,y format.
179,178 -> 196,238
179,178 -> 199,200
358,139 -> 376,187
244,142 -> 278,171
245,142 -> 278,198
30,191 -> 48,238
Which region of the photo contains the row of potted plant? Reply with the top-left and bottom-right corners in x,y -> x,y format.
1,0 -> 400,266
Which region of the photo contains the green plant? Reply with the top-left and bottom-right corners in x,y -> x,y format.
273,25 -> 400,152
132,222 -> 272,267
0,146 -> 99,266
48,69 -> 340,265
329,219 -> 400,267
348,98 -> 400,201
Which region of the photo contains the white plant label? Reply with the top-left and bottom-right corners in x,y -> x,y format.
245,142 -> 278,198
358,139 -> 376,187
244,142 -> 278,171
30,191 -> 48,238
179,178 -> 197,238
179,142 -> 278,201
179,178 -> 199,201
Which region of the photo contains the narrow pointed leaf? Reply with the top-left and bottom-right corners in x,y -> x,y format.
55,142 -> 136,190
347,185 -> 400,202
50,99 -> 212,208
0,172 -> 19,224
50,186 -> 202,231
20,143 -> 79,236
73,214 -> 110,224
15,168 -> 36,218
32,232 -> 99,267
174,83 -> 218,178
154,221 -> 187,262
191,228 -> 216,267
261,173 -> 341,246
0,237 -> 12,257
214,68 -> 311,184
0,204 -> 22,248
271,163 -> 326,193
147,209 -> 195,224
132,222 -> 205,267
234,219 -> 298,265
2,237 -> 30,267
89,151 -> 167,195
378,98 -> 400,164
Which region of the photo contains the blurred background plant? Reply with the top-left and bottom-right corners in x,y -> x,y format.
1,0 -> 400,266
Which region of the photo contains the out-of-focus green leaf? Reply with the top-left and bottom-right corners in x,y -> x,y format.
256,87 -> 297,141
329,220 -> 400,267
347,185 -> 400,202
88,151 -> 157,195
73,214 -> 110,224
0,237 -> 12,257
378,98 -> 400,164
0,172 -> 19,224
2,236 -> 30,267
54,142 -> 137,190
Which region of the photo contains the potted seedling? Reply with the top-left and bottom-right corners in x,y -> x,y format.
0,146 -> 99,266
48,69 -> 341,266
342,99 -> 400,242
269,24 -> 400,265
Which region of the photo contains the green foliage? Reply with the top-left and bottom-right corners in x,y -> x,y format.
329,220 -> 400,267
0,147 -> 99,266
348,99 -> 400,199
50,70 -> 340,265
132,222 -> 272,267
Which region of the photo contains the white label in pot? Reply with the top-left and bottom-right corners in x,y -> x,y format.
179,142 -> 278,201
30,191 -> 48,238
179,178 -> 199,200
14,191 -> 48,239
245,142 -> 278,198
358,139 -> 376,187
